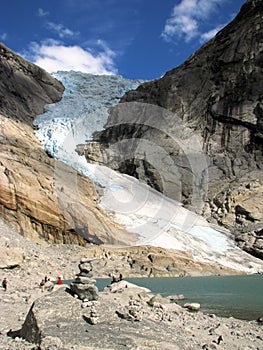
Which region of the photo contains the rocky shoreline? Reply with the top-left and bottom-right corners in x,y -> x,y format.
18,280 -> 263,350
1,276 -> 262,350
0,219 -> 262,349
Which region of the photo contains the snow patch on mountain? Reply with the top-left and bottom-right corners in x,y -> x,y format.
34,71 -> 263,274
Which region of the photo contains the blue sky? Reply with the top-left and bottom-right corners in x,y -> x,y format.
0,0 -> 245,80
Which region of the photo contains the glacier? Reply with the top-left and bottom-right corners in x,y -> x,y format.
34,71 -> 263,273
35,72 -> 142,176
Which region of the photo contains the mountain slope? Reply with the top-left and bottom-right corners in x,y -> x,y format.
31,70 -> 263,273
0,43 -> 134,245
0,42 -> 64,125
81,0 -> 263,258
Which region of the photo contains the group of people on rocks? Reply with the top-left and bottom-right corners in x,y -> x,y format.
111,273 -> 123,284
3,274 -> 123,293
39,276 -> 63,292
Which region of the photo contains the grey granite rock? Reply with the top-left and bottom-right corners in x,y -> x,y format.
70,282 -> 99,301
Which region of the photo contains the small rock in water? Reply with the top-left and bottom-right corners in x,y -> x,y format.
183,303 -> 201,311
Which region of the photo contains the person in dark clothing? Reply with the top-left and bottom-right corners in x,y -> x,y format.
111,275 -> 117,284
40,279 -> 45,292
2,278 -> 7,291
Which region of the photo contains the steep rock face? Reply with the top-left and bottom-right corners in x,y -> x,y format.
0,42 -> 64,125
81,0 -> 263,257
0,44 -> 134,245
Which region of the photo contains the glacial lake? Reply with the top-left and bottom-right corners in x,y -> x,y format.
94,274 -> 263,321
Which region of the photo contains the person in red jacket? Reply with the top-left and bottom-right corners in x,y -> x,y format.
57,277 -> 63,285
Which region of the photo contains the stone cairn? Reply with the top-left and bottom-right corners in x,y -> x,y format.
70,258 -> 99,301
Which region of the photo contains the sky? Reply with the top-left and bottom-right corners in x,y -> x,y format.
0,0 -> 245,80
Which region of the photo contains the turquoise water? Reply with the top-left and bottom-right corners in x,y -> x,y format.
95,274 -> 263,321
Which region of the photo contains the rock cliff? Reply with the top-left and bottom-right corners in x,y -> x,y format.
80,0 -> 263,258
0,43 -> 64,125
0,43 -> 134,245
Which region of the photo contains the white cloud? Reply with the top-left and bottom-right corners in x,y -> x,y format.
46,22 -> 79,39
162,15 -> 198,43
0,33 -> 7,41
199,24 -> 224,43
38,8 -> 49,17
24,41 -> 117,75
161,0 -> 227,43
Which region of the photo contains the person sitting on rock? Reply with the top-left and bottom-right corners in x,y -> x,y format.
45,278 -> 54,292
57,276 -> 63,285
2,278 -> 7,291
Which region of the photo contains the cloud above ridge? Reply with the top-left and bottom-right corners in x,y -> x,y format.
46,22 -> 79,39
24,40 -> 117,75
161,0 -> 227,43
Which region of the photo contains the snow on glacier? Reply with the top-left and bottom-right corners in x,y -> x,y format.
34,71 -> 263,273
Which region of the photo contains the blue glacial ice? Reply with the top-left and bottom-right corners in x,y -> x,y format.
35,71 -> 142,183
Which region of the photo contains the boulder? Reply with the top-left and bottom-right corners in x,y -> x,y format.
105,280 -> 151,294
78,260 -> 93,274
161,303 -> 184,314
183,303 -> 201,311
70,283 -> 99,301
20,287 -> 81,345
147,294 -> 168,307
0,247 -> 23,269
